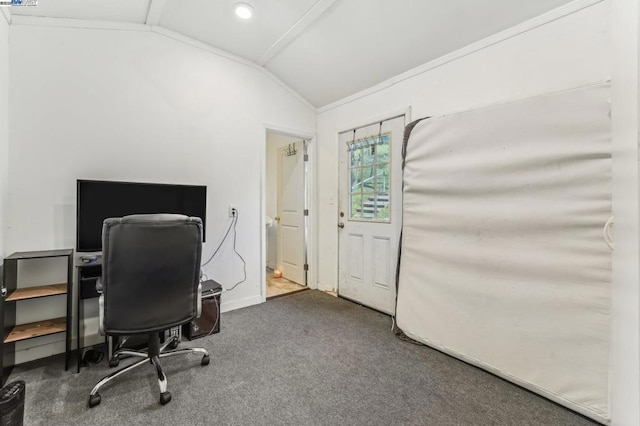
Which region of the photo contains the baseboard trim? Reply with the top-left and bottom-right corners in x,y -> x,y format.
220,294 -> 264,313
14,332 -> 134,367
11,295 -> 264,365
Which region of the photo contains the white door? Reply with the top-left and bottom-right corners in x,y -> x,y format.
338,116 -> 405,314
276,141 -> 306,285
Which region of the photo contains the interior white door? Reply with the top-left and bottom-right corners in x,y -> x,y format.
276,142 -> 305,285
338,115 -> 405,314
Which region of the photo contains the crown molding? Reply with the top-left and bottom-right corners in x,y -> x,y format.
317,0 -> 605,113
10,14 -> 150,31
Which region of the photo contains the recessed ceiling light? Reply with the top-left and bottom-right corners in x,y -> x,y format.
234,3 -> 253,20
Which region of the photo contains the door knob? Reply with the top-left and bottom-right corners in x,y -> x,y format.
338,222 -> 345,229
274,216 -> 280,222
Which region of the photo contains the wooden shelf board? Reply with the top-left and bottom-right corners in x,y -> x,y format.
5,284 -> 67,302
3,317 -> 66,343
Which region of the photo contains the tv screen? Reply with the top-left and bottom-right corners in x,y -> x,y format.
77,180 -> 207,252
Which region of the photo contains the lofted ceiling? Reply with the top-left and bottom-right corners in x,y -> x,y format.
11,0 -> 575,108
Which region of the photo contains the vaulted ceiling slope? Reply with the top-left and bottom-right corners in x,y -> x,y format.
11,0 -> 575,108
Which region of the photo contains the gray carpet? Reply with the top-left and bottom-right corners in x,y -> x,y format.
9,290 -> 597,426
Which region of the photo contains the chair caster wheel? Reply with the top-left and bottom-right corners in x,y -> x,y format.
88,393 -> 101,408
168,340 -> 179,350
159,392 -> 172,405
201,355 -> 210,366
109,357 -> 119,368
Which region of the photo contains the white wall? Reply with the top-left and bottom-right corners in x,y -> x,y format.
316,1 -> 611,289
610,0 -> 640,423
316,0 -> 618,421
0,12 -> 9,259
7,23 -> 315,361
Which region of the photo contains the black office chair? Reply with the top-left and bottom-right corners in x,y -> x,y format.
88,214 -> 210,408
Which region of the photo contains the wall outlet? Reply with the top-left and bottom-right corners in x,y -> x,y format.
229,205 -> 237,217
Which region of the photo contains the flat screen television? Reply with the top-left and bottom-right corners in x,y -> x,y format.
76,179 -> 207,252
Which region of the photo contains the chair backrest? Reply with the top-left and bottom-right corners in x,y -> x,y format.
101,214 -> 202,334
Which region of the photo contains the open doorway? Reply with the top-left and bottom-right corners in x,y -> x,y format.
265,131 -> 309,299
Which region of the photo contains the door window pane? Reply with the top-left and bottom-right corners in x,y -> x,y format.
361,166 -> 375,191
375,193 -> 390,220
377,135 -> 390,162
347,132 -> 392,222
362,193 -> 375,219
375,163 -> 389,192
363,144 -> 376,165
351,147 -> 362,168
350,167 -> 362,192
350,193 -> 362,219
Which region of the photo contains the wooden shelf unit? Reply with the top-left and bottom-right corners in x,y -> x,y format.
1,249 -> 73,386
3,317 -> 66,344
5,284 -> 67,302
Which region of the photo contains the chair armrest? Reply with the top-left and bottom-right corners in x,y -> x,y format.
196,283 -> 202,318
95,278 -> 103,294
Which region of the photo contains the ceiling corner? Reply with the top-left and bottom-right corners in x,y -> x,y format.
1,7 -> 11,25
145,0 -> 167,26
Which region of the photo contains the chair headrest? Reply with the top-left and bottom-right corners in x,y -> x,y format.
105,214 -> 201,225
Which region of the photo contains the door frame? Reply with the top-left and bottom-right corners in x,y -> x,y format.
336,107 -> 411,302
262,124 -> 317,302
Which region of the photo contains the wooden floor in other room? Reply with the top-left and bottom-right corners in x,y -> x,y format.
266,268 -> 306,299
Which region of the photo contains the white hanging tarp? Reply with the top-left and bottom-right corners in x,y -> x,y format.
396,84 -> 611,423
